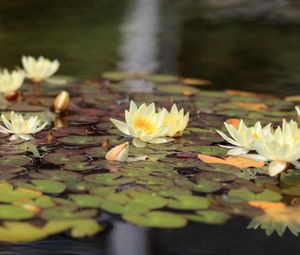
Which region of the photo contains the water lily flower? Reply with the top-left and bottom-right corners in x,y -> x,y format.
105,142 -> 129,162
216,120 -> 263,156
21,56 -> 60,83
250,119 -> 300,176
0,111 -> 48,140
110,101 -> 173,147
160,104 -> 189,137
54,91 -> 70,114
0,69 -> 25,98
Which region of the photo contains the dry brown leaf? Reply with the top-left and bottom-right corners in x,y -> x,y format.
181,77 -> 211,86
225,89 -> 273,99
225,118 -> 241,128
235,101 -> 267,111
197,154 -> 265,168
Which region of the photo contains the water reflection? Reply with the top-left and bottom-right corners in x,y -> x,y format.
247,201 -> 300,236
119,0 -> 159,72
109,222 -> 148,255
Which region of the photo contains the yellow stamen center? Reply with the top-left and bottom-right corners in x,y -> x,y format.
134,117 -> 155,134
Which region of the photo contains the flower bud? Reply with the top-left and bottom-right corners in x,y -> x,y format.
54,91 -> 69,114
105,142 -> 129,162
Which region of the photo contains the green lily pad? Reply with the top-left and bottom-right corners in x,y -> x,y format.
17,180 -> 66,194
228,188 -> 282,202
44,153 -> 87,164
84,173 -> 136,185
123,211 -> 187,228
168,195 -> 210,210
0,182 -> 41,203
184,210 -> 230,225
0,205 -> 34,220
64,162 -> 97,171
0,155 -> 32,167
58,135 -> 105,146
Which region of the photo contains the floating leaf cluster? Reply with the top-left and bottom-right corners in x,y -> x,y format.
0,69 -> 300,242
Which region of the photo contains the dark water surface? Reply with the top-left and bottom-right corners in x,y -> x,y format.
1,1 -> 300,255
1,220 -> 300,255
1,0 -> 300,95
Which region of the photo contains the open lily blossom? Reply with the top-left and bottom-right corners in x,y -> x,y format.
216,120 -> 264,156
21,56 -> 60,83
248,119 -> 300,176
110,101 -> 173,147
0,111 -> 48,141
161,104 -> 189,137
0,69 -> 25,97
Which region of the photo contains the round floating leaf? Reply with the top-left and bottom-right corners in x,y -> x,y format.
103,71 -> 137,81
144,74 -> 178,83
42,206 -> 97,220
0,205 -> 34,220
100,201 -> 150,214
123,211 -> 187,228
0,155 -> 32,167
18,180 -> 66,194
168,195 -> 210,210
45,218 -> 102,238
228,188 -> 282,202
0,222 -> 47,242
185,210 -> 230,225
70,195 -> 104,208
85,147 -> 107,158
125,190 -> 168,209
58,135 -> 105,146
193,179 -> 223,193
44,153 -> 87,165
84,173 -> 135,185
0,182 -> 41,203
64,162 -> 97,171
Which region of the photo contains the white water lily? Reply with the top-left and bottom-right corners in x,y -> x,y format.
21,56 -> 60,83
216,120 -> 263,156
160,104 -> 189,137
110,101 -> 173,147
0,69 -> 25,97
249,119 -> 300,176
0,111 -> 48,140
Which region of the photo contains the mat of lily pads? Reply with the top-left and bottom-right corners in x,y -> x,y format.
0,71 -> 300,242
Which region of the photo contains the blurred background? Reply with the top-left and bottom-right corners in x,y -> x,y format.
1,0 -> 300,95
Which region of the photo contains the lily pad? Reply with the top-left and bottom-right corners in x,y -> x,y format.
123,211 -> 187,228
58,135 -> 105,146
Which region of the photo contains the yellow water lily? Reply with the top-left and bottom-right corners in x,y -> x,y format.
21,56 -> 60,83
249,119 -> 300,176
0,69 -> 25,97
216,120 -> 263,155
0,111 -> 48,140
110,101 -> 173,147
160,104 -> 189,137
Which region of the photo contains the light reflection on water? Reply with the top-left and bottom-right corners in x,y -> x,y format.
0,1 -> 300,94
1,220 -> 300,255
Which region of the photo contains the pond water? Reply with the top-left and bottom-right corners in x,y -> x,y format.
1,0 -> 300,95
1,1 -> 300,255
